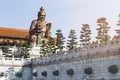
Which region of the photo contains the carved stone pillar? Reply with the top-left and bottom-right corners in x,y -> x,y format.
36,28 -> 41,47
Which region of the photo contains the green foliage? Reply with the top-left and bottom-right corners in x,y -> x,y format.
96,17 -> 110,46
117,14 -> 120,26
56,29 -> 65,52
67,29 -> 78,50
22,43 -> 29,48
40,40 -> 47,56
108,65 -> 118,74
84,67 -> 93,75
80,24 -> 91,48
47,37 -> 56,55
1,46 -> 9,53
66,69 -> 74,76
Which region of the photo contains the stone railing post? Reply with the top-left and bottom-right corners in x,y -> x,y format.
2,55 -> 5,65
22,56 -> 24,65
12,56 -> 14,66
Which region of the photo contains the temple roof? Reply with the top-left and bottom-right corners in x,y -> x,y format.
0,27 -> 29,39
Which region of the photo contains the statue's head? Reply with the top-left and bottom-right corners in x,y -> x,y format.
38,6 -> 46,21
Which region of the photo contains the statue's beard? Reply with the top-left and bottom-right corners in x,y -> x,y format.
41,18 -> 45,21
38,17 -> 45,21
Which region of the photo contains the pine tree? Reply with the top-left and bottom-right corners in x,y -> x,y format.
67,29 -> 78,50
117,14 -> 120,26
80,24 -> 91,48
96,17 -> 110,46
116,14 -> 120,36
47,37 -> 56,56
40,40 -> 47,57
56,29 -> 65,52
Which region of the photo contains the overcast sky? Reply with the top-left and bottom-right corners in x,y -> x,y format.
0,0 -> 120,41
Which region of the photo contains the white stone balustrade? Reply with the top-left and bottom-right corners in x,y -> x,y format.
0,56 -> 31,67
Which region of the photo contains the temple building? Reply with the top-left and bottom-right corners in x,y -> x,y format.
0,27 -> 29,46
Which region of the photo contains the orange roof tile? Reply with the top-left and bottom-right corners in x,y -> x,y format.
0,27 -> 29,39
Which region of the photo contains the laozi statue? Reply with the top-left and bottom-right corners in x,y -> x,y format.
29,7 -> 51,46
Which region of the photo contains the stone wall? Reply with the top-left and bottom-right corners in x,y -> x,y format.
0,57 -> 32,80
33,55 -> 120,80
32,43 -> 120,80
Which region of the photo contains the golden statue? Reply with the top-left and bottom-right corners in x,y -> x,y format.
29,7 -> 51,46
